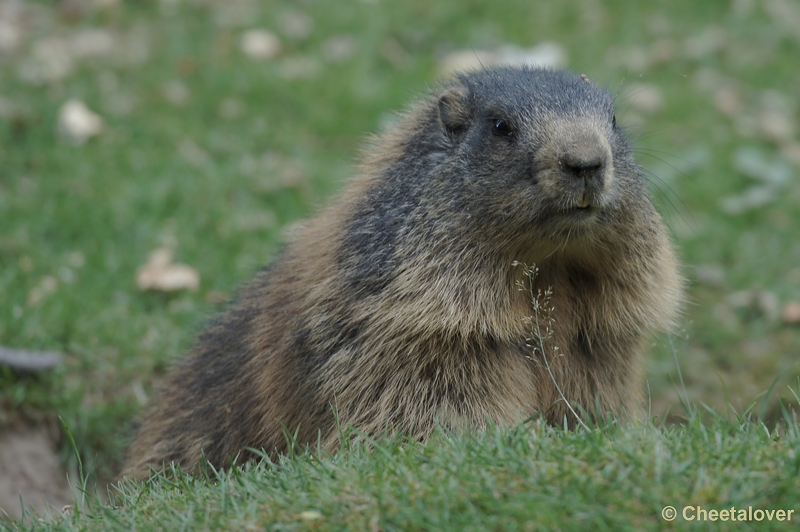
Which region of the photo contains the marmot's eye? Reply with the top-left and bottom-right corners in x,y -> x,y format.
492,118 -> 514,138
612,115 -> 617,128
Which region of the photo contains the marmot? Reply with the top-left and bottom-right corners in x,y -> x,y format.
122,66 -> 683,479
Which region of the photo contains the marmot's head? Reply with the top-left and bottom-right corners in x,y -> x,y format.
429,66 -> 645,247
345,66 -> 657,292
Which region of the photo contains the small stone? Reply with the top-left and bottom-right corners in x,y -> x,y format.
0,346 -> 63,372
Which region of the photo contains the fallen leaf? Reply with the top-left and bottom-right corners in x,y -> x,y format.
278,56 -> 320,80
380,38 -> 411,70
495,42 -> 568,68
0,95 -> 15,119
20,37 -> 74,83
298,510 -> 323,521
27,276 -> 59,306
779,142 -> 800,167
57,99 -> 104,145
758,110 -> 795,143
783,301 -> 800,324
713,87 -> 742,117
162,80 -> 190,106
67,251 -> 86,269
626,83 -> 665,114
219,98 -> 244,119
763,0 -> 800,39
321,34 -> 357,63
438,42 -> 567,76
755,290 -> 781,322
722,147 -> 795,214
240,29 -> 281,60
178,138 -> 211,168
693,264 -> 726,287
69,29 -> 115,58
230,210 -> 277,232
0,20 -> 22,54
683,26 -> 726,60
136,248 -> 200,292
720,185 -> 778,214
278,11 -> 314,41
438,49 -> 496,76
757,90 -> 795,143
732,147 -> 793,186
724,289 -> 781,322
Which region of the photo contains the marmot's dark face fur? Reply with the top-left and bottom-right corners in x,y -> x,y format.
122,66 -> 683,479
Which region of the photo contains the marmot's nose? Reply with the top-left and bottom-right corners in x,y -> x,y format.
558,132 -> 609,184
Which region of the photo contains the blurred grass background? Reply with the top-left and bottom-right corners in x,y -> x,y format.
1,0 -> 799,484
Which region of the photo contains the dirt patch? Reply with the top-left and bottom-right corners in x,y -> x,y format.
0,423 -> 74,522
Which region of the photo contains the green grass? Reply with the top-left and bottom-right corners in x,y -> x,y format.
15,409 -> 800,531
1,0 -> 800,528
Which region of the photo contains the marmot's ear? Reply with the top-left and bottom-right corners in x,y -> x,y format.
437,86 -> 471,140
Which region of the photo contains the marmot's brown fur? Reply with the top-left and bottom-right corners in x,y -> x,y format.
122,66 -> 683,479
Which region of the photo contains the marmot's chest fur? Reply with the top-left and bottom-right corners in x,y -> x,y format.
122,66 -> 683,479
